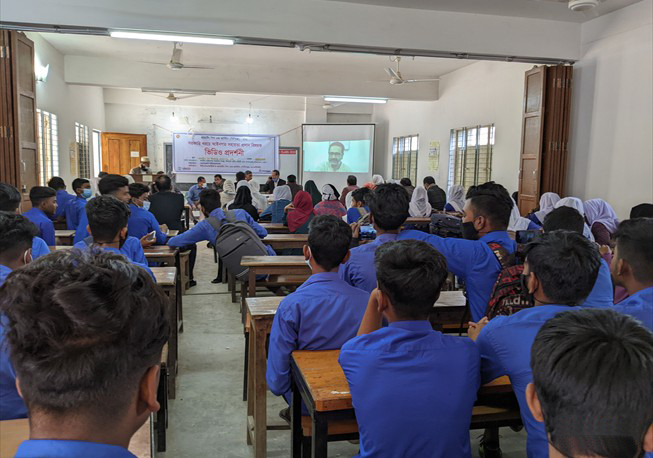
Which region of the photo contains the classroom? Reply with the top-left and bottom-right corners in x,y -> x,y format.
0,1 -> 652,457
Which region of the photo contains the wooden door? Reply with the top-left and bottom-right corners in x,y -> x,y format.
517,66 -> 547,215
101,132 -> 147,175
0,31 -> 19,188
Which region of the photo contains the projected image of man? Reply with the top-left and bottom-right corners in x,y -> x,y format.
316,142 -> 352,172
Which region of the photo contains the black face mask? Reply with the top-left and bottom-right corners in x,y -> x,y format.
520,273 -> 535,307
461,221 -> 479,240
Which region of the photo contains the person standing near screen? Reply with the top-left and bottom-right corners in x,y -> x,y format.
316,142 -> 352,172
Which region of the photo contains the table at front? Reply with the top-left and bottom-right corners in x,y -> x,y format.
240,256 -> 310,299
290,349 -> 514,458
259,223 -> 290,234
261,234 -> 308,251
244,291 -> 467,458
151,266 -> 179,399
54,229 -> 75,246
0,415 -> 154,458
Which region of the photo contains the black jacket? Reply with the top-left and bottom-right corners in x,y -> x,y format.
149,191 -> 185,230
427,185 -> 447,211
265,178 -> 286,193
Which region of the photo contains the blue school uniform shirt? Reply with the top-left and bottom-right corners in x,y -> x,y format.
338,233 -> 398,293
73,240 -> 153,280
167,208 -> 275,256
186,184 -> 204,206
54,189 -> 74,220
260,199 -> 290,224
582,259 -> 614,309
346,206 -> 369,224
614,286 -> 653,331
266,272 -> 369,400
477,304 -> 573,458
397,230 -> 517,321
65,195 -> 87,230
128,203 -> 167,244
339,321 -> 481,458
15,440 -> 136,458
23,207 -> 56,246
32,237 -> 50,259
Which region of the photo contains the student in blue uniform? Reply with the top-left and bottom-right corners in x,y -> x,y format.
346,187 -> 371,224
127,183 -> 167,244
73,195 -> 153,279
0,183 -> 50,259
611,218 -> 653,331
339,183 -> 410,293
340,240 -> 480,457
267,215 -> 369,418
47,176 -> 73,221
543,206 -> 613,308
397,181 -> 516,321
0,249 -> 169,458
0,212 -> 38,421
186,176 -> 206,208
65,178 -> 91,230
23,186 -> 57,246
468,231 -> 601,458
527,308 -> 653,458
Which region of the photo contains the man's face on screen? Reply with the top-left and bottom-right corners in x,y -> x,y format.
328,145 -> 344,170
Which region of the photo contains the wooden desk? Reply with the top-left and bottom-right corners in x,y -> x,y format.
259,223 -> 290,234
151,267 -> 179,399
50,245 -> 72,251
0,416 -> 153,458
144,246 -> 182,335
405,217 -> 431,224
240,256 -> 310,298
290,350 -> 514,458
167,229 -> 179,237
54,229 -> 75,246
183,205 -> 191,230
261,234 -> 308,250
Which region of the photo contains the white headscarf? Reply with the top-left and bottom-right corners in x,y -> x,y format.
246,179 -> 267,211
345,191 -> 354,209
409,186 -> 432,217
534,192 -> 561,224
584,199 -> 619,234
509,197 -> 532,232
554,197 -> 595,241
220,179 -> 237,210
321,184 -> 338,201
372,174 -> 385,186
273,185 -> 292,202
447,185 -> 465,213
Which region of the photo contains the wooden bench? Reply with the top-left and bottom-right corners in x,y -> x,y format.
54,229 -> 75,246
261,234 -> 308,250
259,222 -> 290,234
145,246 -> 183,333
151,266 -> 179,400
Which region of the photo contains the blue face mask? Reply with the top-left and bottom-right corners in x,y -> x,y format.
142,201 -> 151,211
81,189 -> 92,199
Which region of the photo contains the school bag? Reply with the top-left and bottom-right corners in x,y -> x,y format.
485,242 -> 532,319
206,211 -> 269,281
429,213 -> 463,238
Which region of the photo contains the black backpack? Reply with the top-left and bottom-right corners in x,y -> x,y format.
429,213 -> 463,238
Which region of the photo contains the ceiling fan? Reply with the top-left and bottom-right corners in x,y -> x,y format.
141,42 -> 214,70
533,0 -> 602,16
384,57 -> 438,85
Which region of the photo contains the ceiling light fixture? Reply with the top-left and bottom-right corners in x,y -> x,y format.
110,31 -> 234,46
324,96 -> 387,104
35,62 -> 49,82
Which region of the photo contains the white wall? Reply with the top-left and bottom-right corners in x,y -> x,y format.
28,32 -> 105,186
568,0 -> 653,218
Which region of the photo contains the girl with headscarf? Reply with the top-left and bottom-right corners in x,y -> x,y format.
371,174 -> 385,188
228,184 -> 259,221
584,198 -> 619,246
284,190 -> 315,234
408,186 -> 432,218
220,179 -> 236,209
314,184 -> 347,218
445,185 -> 465,213
509,197 -> 540,232
304,180 -> 322,206
554,197 -> 595,241
247,179 -> 268,211
528,192 -> 560,226
259,185 -> 292,223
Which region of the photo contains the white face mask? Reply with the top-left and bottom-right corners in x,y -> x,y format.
23,248 -> 32,265
143,201 -> 151,211
305,247 -> 312,271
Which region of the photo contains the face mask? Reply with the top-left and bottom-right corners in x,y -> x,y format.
81,189 -> 92,199
520,273 -> 535,307
142,201 -> 151,211
461,221 -> 479,240
23,248 -> 32,265
305,247 -> 313,271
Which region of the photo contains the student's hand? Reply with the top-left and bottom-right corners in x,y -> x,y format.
357,289 -> 384,336
284,203 -> 294,213
160,224 -> 169,234
140,234 -> 156,248
467,317 -> 489,342
598,244 -> 611,256
350,222 -> 360,239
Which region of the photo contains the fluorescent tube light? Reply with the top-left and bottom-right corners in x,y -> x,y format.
323,96 -> 387,104
110,31 -> 234,46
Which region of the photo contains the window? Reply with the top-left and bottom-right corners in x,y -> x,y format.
92,129 -> 102,177
448,124 -> 495,189
75,122 -> 90,178
36,109 -> 59,184
391,134 -> 418,184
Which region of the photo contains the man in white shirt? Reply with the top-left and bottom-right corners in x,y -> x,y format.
315,142 -> 352,172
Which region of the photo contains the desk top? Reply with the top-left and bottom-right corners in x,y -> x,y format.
54,229 -> 76,237
50,245 -> 73,251
151,266 -> 176,286
144,245 -> 178,256
291,349 -> 511,412
260,223 -> 287,229
262,234 -> 308,242
405,217 -> 431,224
241,255 -> 306,267
0,417 -> 152,458
168,230 -> 179,237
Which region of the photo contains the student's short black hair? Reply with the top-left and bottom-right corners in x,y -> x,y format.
98,171 -> 108,178
47,176 -> 65,190
400,178 -> 412,187
523,230 -> 600,305
329,142 -> 345,153
0,212 -> 38,262
367,183 -> 409,230
531,308 -> 653,458
512,191 -> 518,203
630,203 -> 653,219
543,206 -> 584,234
197,176 -> 205,183
287,175 -> 297,183
214,174 -> 223,179
375,240 -> 448,319
308,215 -> 352,270
272,170 -> 279,175
98,174 -> 129,196
350,187 -> 371,205
423,176 -> 435,186
236,171 -> 246,182
199,189 -> 221,214
86,195 -> 130,242
128,182 -> 150,199
347,175 -> 357,186
613,218 -> 653,284
71,178 -> 89,192
29,186 -> 56,206
0,182 -> 21,212
156,175 -> 172,192
465,181 -> 513,229
0,249 -> 169,419
245,170 -> 252,175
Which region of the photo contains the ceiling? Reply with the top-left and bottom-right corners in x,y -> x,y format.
324,0 -> 644,22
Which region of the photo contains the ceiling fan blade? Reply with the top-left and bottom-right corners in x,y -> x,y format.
139,61 -> 168,66
179,65 -> 215,70
404,78 -> 440,83
385,67 -> 401,80
173,94 -> 203,100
